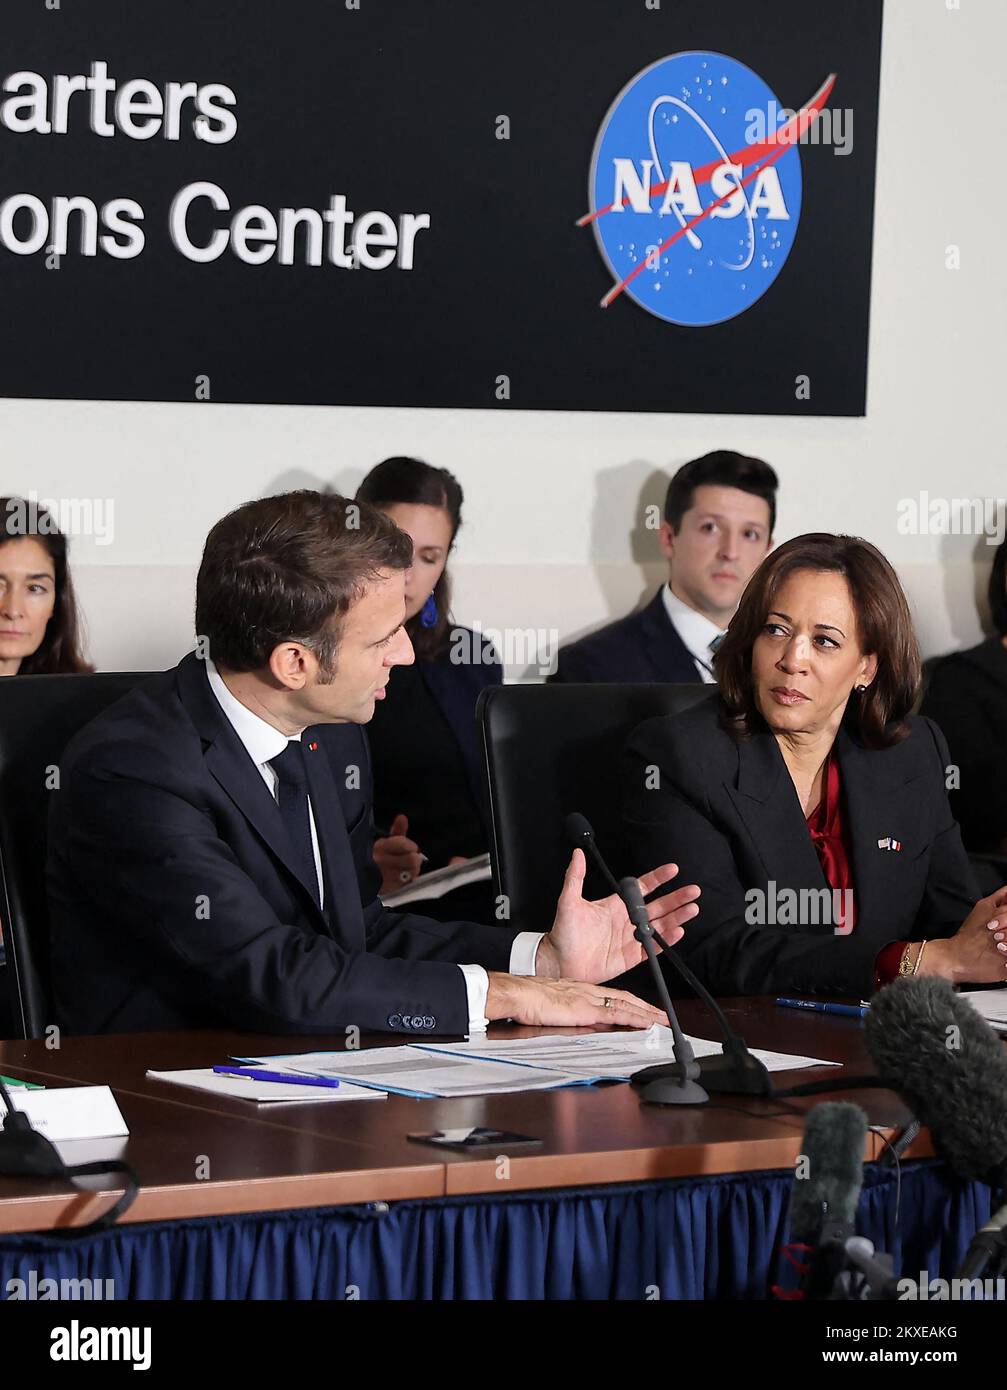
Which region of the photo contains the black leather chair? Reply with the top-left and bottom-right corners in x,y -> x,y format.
477,682 -> 713,932
969,852 -> 1007,898
0,672 -> 153,1039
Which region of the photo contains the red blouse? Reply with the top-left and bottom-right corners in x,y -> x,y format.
805,754 -> 856,934
804,754 -> 906,988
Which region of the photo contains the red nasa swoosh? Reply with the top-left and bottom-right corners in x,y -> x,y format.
580,73 -> 837,308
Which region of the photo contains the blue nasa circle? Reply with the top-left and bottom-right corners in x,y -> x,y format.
590,52 -> 802,327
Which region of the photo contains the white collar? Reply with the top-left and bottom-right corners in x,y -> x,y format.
661,583 -> 726,663
204,658 -> 298,768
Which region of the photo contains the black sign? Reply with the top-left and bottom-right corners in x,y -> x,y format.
0,0 -> 882,414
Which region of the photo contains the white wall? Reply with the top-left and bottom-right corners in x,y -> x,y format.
2,0 -> 1004,678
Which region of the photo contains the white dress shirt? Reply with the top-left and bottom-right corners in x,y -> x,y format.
204,660 -> 543,1031
661,584 -> 726,684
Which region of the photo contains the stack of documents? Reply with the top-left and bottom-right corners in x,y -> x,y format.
246,1025 -> 838,1099
958,990 -> 1007,1034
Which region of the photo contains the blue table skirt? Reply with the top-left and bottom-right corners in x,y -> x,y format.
0,1162 -> 991,1300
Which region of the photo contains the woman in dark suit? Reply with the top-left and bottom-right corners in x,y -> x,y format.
1,497 -> 92,1030
623,533 -> 1007,999
355,458 -> 501,916
921,536 -> 1007,869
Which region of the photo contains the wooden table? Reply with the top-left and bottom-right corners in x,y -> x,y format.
0,997 -> 929,1233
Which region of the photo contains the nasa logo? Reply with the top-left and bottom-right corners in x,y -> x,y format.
583,52 -> 834,327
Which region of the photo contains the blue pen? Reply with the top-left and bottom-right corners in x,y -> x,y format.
775,998 -> 869,1019
212,1065 -> 340,1089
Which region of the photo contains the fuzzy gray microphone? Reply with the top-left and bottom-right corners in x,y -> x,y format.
865,976 -> 1007,1185
788,1102 -> 868,1244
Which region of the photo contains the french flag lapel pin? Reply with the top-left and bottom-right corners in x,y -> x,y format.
877,836 -> 902,852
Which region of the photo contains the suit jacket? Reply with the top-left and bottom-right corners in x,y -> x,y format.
549,589 -> 702,685
920,637 -> 1007,855
46,652 -> 519,1036
367,629 -> 501,868
622,694 -> 979,998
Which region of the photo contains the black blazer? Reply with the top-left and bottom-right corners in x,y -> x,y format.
622,694 -> 978,998
550,589 -> 702,685
367,629 -> 501,868
46,653 -> 518,1036
920,637 -> 1007,855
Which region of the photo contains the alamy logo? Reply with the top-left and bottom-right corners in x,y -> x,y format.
582,52 -> 835,325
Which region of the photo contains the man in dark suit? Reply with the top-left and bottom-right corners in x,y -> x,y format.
47,491 -> 699,1036
550,451 -> 777,684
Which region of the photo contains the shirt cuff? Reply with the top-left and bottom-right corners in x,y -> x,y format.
509,932 -> 545,976
457,963 -> 490,1033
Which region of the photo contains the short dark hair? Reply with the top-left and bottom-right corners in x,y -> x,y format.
0,496 -> 92,675
356,457 -> 464,660
715,533 -> 921,750
195,490 -> 412,673
664,450 -> 778,537
989,535 -> 1007,638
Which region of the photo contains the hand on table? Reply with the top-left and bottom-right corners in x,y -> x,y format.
486,973 -> 666,1028
922,885 -> 1007,984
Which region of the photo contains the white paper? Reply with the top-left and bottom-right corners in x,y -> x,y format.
253,1047 -> 587,1098
252,1026 -> 836,1098
0,1086 -> 129,1142
422,1025 -> 840,1078
146,1067 -> 386,1104
958,990 -> 1007,1033
379,852 -> 492,906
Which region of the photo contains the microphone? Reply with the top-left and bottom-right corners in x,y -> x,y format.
787,1101 -> 869,1298
0,1076 -> 141,1236
565,812 -> 772,1101
0,1076 -> 65,1180
617,873 -> 707,1105
865,976 -> 1007,1280
957,1200 -> 1007,1281
864,977 -> 1007,1185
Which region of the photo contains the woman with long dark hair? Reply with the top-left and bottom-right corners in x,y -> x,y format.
623,533 -> 1007,998
0,497 -> 92,676
0,497 -> 92,1023
355,458 -> 501,914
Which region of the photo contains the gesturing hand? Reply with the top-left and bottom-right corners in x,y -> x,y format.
536,849 -> 701,984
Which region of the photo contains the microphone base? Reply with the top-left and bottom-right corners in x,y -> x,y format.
631,1066 -> 710,1106
699,1042 -> 774,1096
631,1043 -> 774,1100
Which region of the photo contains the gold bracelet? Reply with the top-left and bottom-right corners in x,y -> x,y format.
913,941 -> 927,976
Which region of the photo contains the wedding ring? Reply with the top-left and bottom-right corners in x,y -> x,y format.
603,996 -> 614,1009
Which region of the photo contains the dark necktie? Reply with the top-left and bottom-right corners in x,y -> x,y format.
696,631 -> 725,679
269,740 -> 321,908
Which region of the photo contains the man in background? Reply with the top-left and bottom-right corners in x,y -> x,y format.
551,451 -> 778,684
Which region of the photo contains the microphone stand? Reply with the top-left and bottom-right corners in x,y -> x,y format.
831,1237 -> 901,1301
634,925 -> 774,1097
565,814 -> 772,1098
617,876 -> 708,1105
